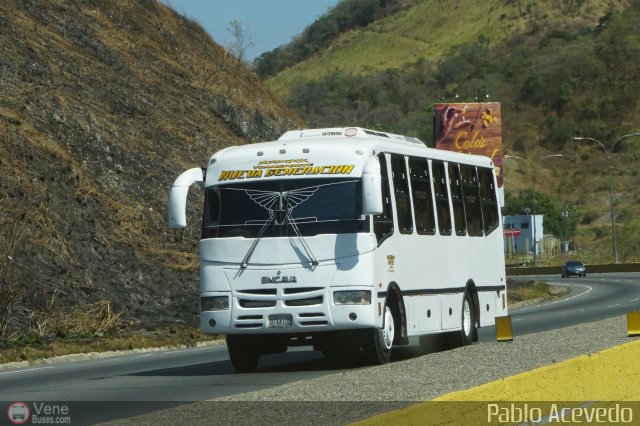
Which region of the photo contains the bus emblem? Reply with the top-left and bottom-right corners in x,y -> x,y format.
261,276 -> 297,284
387,255 -> 395,272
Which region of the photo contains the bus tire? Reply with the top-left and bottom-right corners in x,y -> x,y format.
460,291 -> 476,346
320,341 -> 347,364
366,304 -> 394,364
226,335 -> 260,372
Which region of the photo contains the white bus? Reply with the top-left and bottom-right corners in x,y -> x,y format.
168,127 -> 507,371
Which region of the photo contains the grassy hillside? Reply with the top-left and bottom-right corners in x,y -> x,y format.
262,0 -> 640,263
255,0 -> 414,78
264,0 -> 628,97
0,0 -> 301,339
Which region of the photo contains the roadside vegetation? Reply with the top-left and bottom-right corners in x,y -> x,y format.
0,281 -> 564,365
507,278 -> 570,306
259,0 -> 640,264
0,0 -> 300,342
0,324 -> 219,365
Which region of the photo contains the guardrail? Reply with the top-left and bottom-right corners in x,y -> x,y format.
506,263 -> 640,276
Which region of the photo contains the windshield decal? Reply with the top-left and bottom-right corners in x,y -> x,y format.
202,178 -> 369,240
244,186 -> 319,224
224,180 -> 358,224
236,184 -> 327,268
218,159 -> 355,181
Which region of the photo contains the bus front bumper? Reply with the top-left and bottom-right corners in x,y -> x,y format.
199,289 -> 380,335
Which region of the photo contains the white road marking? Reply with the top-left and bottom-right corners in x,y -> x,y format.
0,366 -> 54,376
515,283 -> 593,312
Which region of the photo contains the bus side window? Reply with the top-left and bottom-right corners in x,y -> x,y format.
461,165 -> 484,236
431,161 -> 451,235
409,157 -> 435,235
391,155 -> 413,234
448,163 -> 467,236
374,153 -> 394,244
479,167 -> 500,234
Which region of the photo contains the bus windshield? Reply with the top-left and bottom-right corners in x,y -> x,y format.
202,178 -> 369,238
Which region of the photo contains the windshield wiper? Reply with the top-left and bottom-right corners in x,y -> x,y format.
240,189 -> 319,268
285,208 -> 319,267
240,216 -> 274,269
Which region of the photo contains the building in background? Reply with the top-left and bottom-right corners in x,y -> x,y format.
503,214 -> 543,256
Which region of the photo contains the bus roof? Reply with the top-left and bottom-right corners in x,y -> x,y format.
277,127 -> 424,145
208,127 -> 494,170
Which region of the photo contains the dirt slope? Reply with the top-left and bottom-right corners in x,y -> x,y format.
0,0 -> 301,337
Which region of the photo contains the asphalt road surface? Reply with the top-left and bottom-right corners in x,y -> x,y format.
479,272 -> 640,340
1,273 -> 638,424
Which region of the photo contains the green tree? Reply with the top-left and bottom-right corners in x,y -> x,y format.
503,190 -> 577,240
619,217 -> 640,262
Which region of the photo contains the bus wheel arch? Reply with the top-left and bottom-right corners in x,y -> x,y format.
461,280 -> 479,344
385,282 -> 408,345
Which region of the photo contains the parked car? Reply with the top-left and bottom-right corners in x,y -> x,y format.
561,260 -> 586,278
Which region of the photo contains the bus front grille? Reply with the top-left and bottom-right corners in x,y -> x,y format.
299,321 -> 328,327
237,315 -> 263,320
235,323 -> 262,329
237,289 -> 277,295
284,296 -> 323,307
239,300 -> 276,308
284,287 -> 324,294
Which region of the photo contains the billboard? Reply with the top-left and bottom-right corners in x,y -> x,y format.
433,102 -> 503,190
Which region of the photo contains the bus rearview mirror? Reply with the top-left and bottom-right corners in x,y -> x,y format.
168,167 -> 204,228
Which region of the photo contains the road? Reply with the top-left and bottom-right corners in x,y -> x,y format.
1,273 -> 638,424
480,272 -> 640,340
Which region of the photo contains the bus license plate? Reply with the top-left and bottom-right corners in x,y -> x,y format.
268,314 -> 292,328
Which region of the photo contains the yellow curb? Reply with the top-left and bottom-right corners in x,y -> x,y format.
353,341 -> 640,426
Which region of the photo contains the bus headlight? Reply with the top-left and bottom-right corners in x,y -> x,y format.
333,290 -> 371,305
201,296 -> 229,311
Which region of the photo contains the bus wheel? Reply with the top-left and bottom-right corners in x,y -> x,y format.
366,305 -> 394,364
226,335 -> 260,372
460,291 -> 476,346
319,332 -> 359,365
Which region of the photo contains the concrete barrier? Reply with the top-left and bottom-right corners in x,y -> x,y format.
355,341 -> 640,425
506,263 -> 640,276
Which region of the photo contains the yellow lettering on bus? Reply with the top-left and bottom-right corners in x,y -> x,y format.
225,164 -> 355,179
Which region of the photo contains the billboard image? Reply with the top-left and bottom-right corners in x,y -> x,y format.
434,102 -> 503,189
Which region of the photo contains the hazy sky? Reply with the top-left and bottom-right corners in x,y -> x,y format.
162,0 -> 341,61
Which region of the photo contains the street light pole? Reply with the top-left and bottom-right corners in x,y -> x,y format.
573,132 -> 640,264
505,154 -> 563,265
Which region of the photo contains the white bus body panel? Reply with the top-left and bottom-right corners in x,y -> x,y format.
199,235 -> 381,334
372,228 -> 506,337
184,127 -> 506,339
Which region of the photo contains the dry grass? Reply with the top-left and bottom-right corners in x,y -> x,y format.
0,222 -> 26,337
0,325 -> 219,364
29,295 -> 131,339
507,279 -> 570,305
0,291 -> 218,364
0,0 -> 302,340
